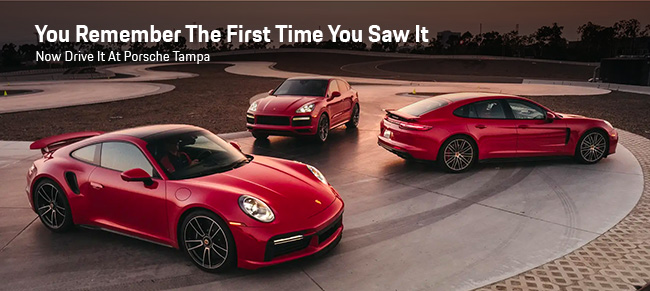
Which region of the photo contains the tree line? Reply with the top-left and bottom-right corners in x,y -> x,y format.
2,19 -> 649,71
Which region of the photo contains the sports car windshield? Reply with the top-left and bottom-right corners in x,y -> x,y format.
272,79 -> 329,97
145,130 -> 249,180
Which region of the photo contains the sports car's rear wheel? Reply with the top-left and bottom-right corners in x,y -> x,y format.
181,210 -> 236,272
34,179 -> 73,232
438,136 -> 477,173
576,130 -> 607,164
346,104 -> 360,129
315,114 -> 329,143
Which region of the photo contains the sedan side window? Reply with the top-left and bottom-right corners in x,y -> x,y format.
453,104 -> 478,118
506,100 -> 545,120
473,100 -> 506,119
100,142 -> 154,176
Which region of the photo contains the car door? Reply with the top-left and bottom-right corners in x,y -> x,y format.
504,99 -> 570,157
461,99 -> 518,159
87,141 -> 169,242
326,80 -> 346,125
337,79 -> 355,121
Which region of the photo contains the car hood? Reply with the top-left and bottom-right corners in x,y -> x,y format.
191,156 -> 336,221
254,95 -> 319,114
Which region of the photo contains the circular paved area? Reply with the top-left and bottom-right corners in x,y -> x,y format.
0,60 -> 609,114
0,64 -> 196,114
0,60 -> 646,290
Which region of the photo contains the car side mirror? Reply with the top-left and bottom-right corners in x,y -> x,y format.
229,141 -> 242,152
268,89 -> 274,95
331,91 -> 341,98
545,111 -> 556,123
121,168 -> 153,186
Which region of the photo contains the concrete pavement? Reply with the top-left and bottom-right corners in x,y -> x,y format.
0,64 -> 196,114
0,89 -> 643,290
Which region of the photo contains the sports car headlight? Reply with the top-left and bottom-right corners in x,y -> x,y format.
248,101 -> 259,112
307,165 -> 327,184
296,103 -> 315,113
239,195 -> 275,223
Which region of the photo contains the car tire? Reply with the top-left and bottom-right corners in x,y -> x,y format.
180,210 -> 236,272
33,179 -> 74,232
252,132 -> 268,140
314,114 -> 330,143
346,104 -> 360,129
575,130 -> 608,164
437,136 -> 477,173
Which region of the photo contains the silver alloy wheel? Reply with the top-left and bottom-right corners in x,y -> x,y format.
184,215 -> 228,269
580,132 -> 607,162
36,183 -> 66,229
318,116 -> 329,141
443,139 -> 474,171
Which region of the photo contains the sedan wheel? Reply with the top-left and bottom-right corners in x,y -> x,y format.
34,180 -> 73,232
315,114 -> 329,143
576,131 -> 607,163
438,137 -> 476,173
181,211 -> 235,272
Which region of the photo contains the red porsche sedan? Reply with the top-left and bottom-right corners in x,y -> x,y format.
26,124 -> 344,272
246,76 -> 360,142
378,93 -> 618,172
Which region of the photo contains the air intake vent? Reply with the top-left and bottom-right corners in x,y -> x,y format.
65,172 -> 80,194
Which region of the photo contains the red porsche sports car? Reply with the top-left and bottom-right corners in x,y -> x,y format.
378,93 -> 618,172
246,76 -> 360,142
26,125 -> 344,271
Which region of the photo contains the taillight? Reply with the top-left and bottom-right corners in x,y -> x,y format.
399,122 -> 432,131
384,115 -> 432,131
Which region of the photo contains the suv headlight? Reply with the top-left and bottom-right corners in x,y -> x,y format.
248,101 -> 259,112
307,165 -> 327,184
239,195 -> 275,222
296,103 -> 315,113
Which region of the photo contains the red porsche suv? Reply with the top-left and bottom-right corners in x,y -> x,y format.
246,77 -> 360,142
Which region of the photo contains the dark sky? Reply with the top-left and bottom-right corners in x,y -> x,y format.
2,1 -> 650,45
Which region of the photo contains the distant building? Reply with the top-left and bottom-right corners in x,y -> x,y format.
437,30 -> 461,49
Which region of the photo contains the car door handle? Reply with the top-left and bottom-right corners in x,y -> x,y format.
475,124 -> 486,129
90,182 -> 104,190
518,125 -> 529,129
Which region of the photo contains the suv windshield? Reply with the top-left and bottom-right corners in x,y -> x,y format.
273,79 -> 329,97
146,130 -> 249,180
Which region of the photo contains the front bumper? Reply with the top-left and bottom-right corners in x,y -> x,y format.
230,195 -> 344,269
246,113 -> 317,136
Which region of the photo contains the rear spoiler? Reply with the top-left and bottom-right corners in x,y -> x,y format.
30,131 -> 104,155
384,109 -> 419,121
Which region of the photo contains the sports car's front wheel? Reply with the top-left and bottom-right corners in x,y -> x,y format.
575,130 -> 607,164
181,210 -> 236,272
34,179 -> 73,232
